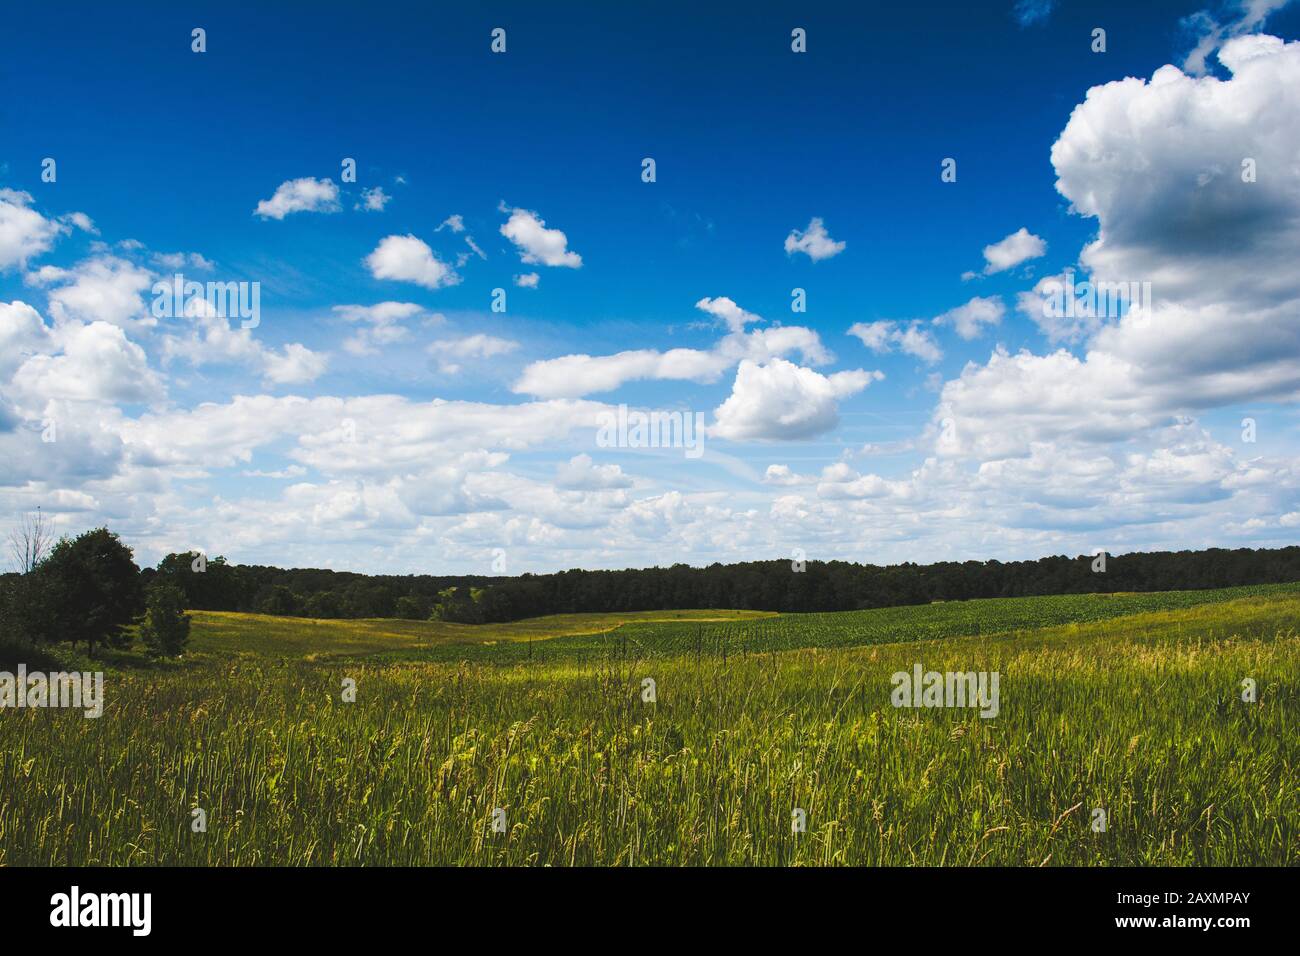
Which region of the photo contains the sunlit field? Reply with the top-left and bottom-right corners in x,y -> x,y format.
1,584 -> 1296,866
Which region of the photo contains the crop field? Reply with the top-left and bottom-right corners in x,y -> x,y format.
0,584 -> 1296,866
385,581 -> 1300,665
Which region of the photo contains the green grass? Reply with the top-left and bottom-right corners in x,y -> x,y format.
186,608 -> 775,661
377,581 -> 1300,665
0,585 -> 1295,866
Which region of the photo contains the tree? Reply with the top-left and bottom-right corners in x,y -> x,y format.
154,552 -> 245,610
393,593 -> 432,620
302,590 -> 343,618
7,510 -> 51,574
39,528 -> 144,655
0,569 -> 57,646
255,584 -> 300,616
139,582 -> 191,657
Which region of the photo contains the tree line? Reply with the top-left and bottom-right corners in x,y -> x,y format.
4,513 -> 1299,640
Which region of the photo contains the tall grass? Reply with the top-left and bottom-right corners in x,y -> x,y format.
0,590 -> 1294,865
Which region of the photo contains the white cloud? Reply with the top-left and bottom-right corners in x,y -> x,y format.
515,348 -> 718,397
152,251 -> 214,272
695,296 -> 761,333
59,212 -> 97,235
12,320 -> 161,404
763,464 -> 814,486
429,334 -> 519,373
846,321 -> 893,352
1016,272 -> 1106,344
514,272 -> 540,288
30,255 -> 155,330
556,454 -> 633,490
976,227 -> 1046,275
436,214 -> 465,233
940,33 -> 1300,460
334,301 -> 429,355
364,234 -> 459,290
254,178 -> 341,220
162,304 -> 327,387
847,320 -> 943,363
784,217 -> 846,261
500,206 -> 582,267
1181,0 -> 1293,74
515,297 -> 831,398
358,187 -> 391,212
711,358 -> 882,441
932,296 -> 1005,340
894,324 -> 945,363
0,300 -> 54,378
0,189 -> 64,270
262,343 -> 329,385
932,347 -> 1160,459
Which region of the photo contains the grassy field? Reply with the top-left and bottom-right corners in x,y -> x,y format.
0,584 -> 1296,866
187,607 -> 775,661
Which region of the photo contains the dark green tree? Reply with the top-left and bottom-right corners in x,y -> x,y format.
139,581 -> 191,657
255,584 -> 301,616
39,528 -> 144,655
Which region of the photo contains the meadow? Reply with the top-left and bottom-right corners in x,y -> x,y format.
0,583 -> 1296,866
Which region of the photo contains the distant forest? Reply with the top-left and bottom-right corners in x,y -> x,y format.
140,546 -> 1300,624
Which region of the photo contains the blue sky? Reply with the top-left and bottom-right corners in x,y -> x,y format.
2,0 -> 1299,574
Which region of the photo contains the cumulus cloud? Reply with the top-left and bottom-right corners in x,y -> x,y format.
940,33 -> 1300,460
932,347 -> 1160,460
0,300 -> 55,378
763,464 -> 815,486
254,177 -> 341,220
784,217 -> 846,261
0,189 -> 64,270
29,255 -> 155,330
972,227 -> 1046,276
514,272 -> 540,288
695,296 -> 761,334
12,320 -> 161,403
1016,272 -> 1108,343
515,297 -> 831,398
1064,36 -> 1300,395
500,206 -> 582,267
358,187 -> 391,212
334,301 -> 430,355
847,320 -> 943,363
711,358 -> 882,441
429,334 -> 519,373
262,342 -> 329,385
162,302 -> 327,387
556,454 -> 633,490
932,296 -> 1005,340
364,234 -> 459,289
